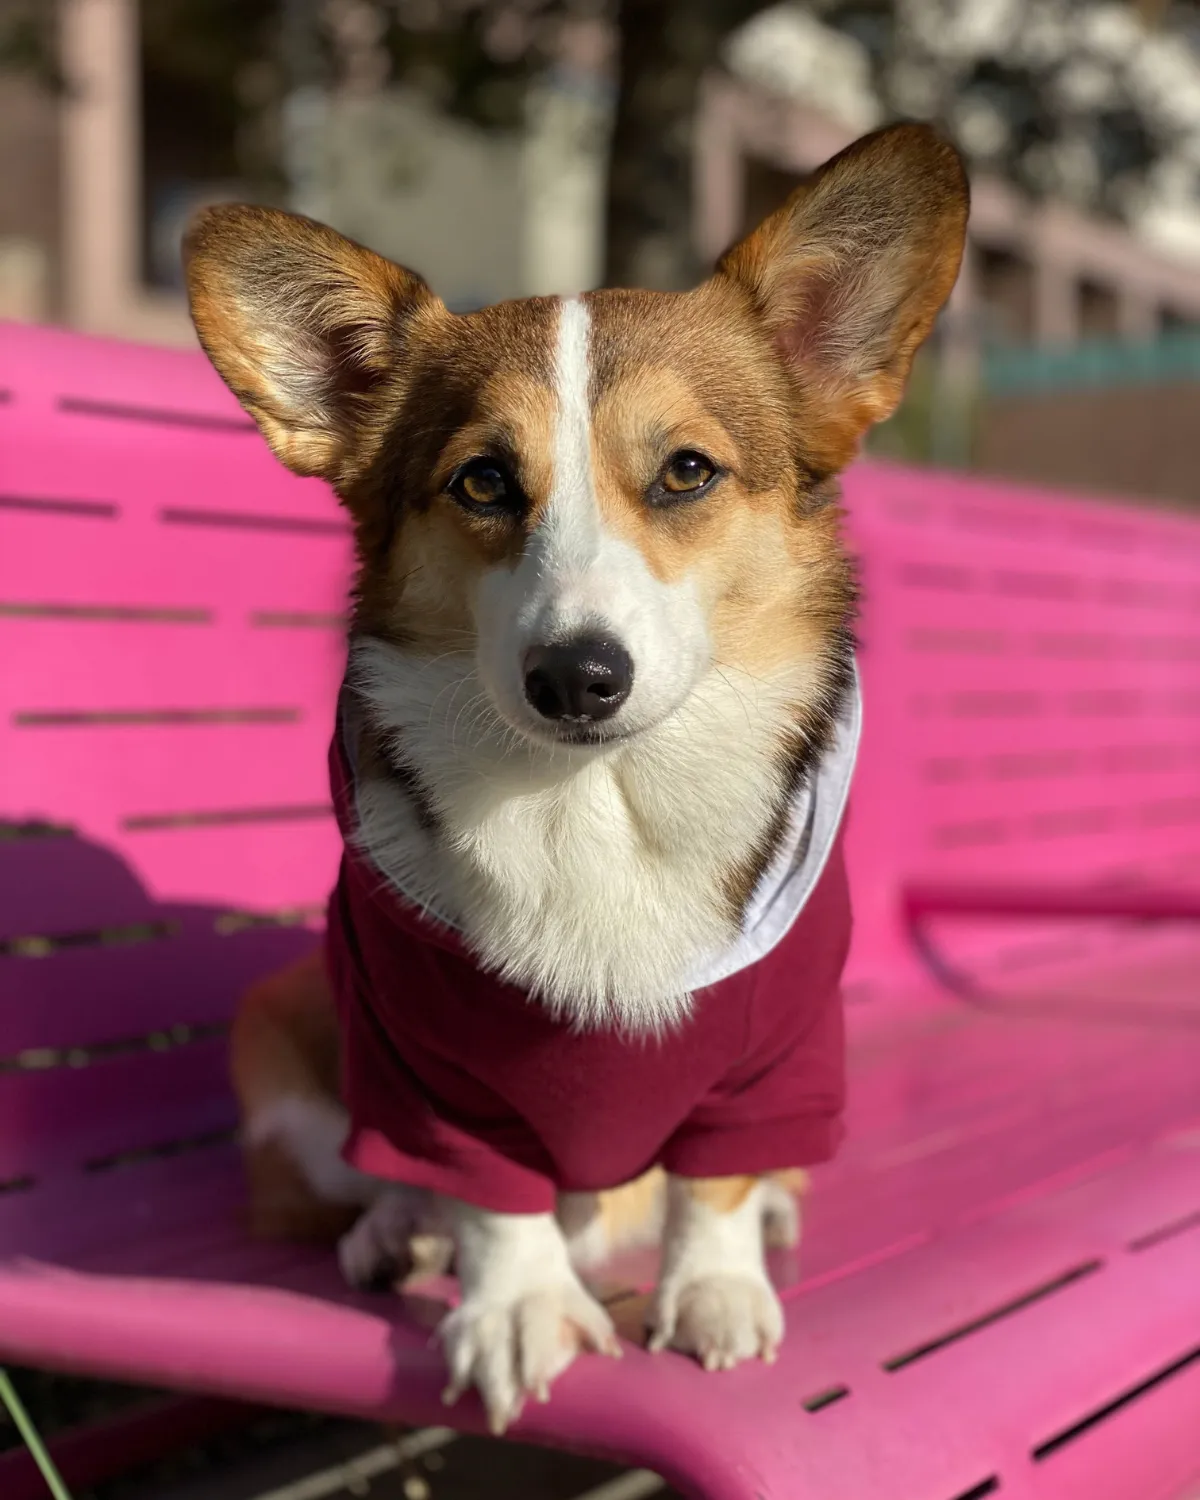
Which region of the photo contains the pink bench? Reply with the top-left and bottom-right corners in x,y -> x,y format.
2,319 -> 1199,1500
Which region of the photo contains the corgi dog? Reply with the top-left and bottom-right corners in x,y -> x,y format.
186,121 -> 968,1434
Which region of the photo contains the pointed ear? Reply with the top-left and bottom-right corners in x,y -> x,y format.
183,204 -> 442,487
717,122 -> 969,471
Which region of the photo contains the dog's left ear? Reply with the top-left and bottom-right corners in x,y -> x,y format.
717,122 -> 969,471
184,204 -> 444,491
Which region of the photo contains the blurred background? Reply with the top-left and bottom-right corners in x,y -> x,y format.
3,0 -> 1200,501
3,3 -> 1200,1499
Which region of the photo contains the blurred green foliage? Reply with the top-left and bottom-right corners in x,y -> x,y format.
0,1 -> 61,90
866,348 -> 982,469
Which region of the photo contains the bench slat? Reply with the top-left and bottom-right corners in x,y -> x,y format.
0,821 -> 338,920
0,508 -> 351,613
3,320 -> 253,418
0,1117 -> 1195,1500
0,832 -> 157,934
1,623 -> 346,711
0,1148 -> 248,1274
0,1037 -> 234,1179
0,921 -> 317,1054
4,722 -> 336,836
5,321 -> 1200,1500
105,820 -> 341,912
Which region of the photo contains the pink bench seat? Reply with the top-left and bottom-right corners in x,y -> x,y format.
2,320 -> 1198,1500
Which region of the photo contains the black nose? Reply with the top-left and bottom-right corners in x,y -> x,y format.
523,638 -> 634,723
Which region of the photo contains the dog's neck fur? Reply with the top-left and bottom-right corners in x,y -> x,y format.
347,635 -> 827,1033
186,127 -> 968,1038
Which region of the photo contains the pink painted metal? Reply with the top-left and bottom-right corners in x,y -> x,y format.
906,881 -> 1200,921
1,319 -> 349,917
2,321 -> 1199,1500
838,458 -> 1200,992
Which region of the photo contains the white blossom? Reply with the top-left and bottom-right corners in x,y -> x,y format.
726,0 -> 1200,265
724,8 -> 881,131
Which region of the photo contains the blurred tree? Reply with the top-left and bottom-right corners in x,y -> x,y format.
4,1 -> 1200,287
812,0 -> 1200,252
0,0 -> 61,90
604,0 -> 768,287
287,0 -> 780,285
140,0 -> 285,194
243,0 -> 778,287
210,0 -> 1200,284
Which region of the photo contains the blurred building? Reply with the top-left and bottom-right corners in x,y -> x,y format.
976,336 -> 1200,508
0,0 -> 608,342
697,74 -> 1200,351
4,0 -> 1200,506
700,16 -> 1200,504
6,0 -> 1200,338
0,0 -> 190,340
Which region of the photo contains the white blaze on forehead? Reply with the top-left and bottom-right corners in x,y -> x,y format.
540,296 -> 604,600
472,290 -> 711,750
552,299 -> 594,523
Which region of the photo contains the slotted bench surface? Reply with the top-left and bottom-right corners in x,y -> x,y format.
3,321 -> 1200,1500
1,963 -> 1198,1500
0,321 -> 349,917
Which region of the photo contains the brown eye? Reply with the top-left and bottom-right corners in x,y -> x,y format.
658,450 -> 717,498
450,459 -> 515,511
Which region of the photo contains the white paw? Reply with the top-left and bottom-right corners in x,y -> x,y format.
338,1185 -> 439,1289
648,1271 -> 784,1371
440,1275 -> 620,1433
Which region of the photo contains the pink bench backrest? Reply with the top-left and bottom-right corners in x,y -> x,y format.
4,323 -> 1200,1500
4,319 -> 1200,992
1,322 -> 351,1194
841,462 -> 1200,988
1,320 -> 350,920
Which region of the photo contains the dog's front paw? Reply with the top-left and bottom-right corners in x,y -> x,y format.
439,1277 -> 620,1434
648,1271 -> 784,1371
338,1185 -> 439,1290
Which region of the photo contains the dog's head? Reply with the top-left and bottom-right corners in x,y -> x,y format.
185,124 -> 967,755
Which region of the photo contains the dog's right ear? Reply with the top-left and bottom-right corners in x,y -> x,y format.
716,123 -> 968,474
184,205 -> 443,489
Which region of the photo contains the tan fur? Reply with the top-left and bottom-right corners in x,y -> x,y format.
203,121 -> 966,1256
673,1168 -> 809,1221
587,353 -> 851,691
243,1133 -> 358,1242
770,1167 -> 809,1198
230,948 -> 340,1113
232,951 -> 680,1249
597,1166 -> 667,1244
233,955 -> 807,1251
681,1175 -> 760,1214
718,122 -> 969,473
184,206 -> 446,492
182,126 -> 963,684
232,949 -> 361,1240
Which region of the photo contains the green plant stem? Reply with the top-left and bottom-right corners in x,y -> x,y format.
0,1369 -> 73,1500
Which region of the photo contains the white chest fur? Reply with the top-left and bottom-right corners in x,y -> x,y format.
348,638 -> 851,1032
